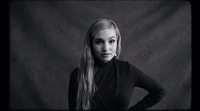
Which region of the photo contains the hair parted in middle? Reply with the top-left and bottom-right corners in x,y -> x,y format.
76,18 -> 121,110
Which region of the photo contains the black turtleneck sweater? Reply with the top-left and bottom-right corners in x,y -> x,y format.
92,58 -> 116,110
68,58 -> 166,110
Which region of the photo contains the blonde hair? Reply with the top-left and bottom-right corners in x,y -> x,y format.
76,19 -> 121,110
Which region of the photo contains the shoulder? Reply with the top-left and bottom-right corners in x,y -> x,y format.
114,59 -> 129,66
114,59 -> 136,73
114,59 -> 145,78
71,67 -> 79,74
115,59 -> 146,75
70,67 -> 79,80
114,59 -> 147,85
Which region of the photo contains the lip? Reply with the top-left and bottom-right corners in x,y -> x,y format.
101,53 -> 111,57
102,53 -> 111,55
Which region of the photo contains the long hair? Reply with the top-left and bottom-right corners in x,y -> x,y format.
76,19 -> 121,110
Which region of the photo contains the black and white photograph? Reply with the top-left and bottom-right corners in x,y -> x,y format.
10,1 -> 191,110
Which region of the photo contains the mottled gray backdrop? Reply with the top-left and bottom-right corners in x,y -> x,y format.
10,1 -> 191,110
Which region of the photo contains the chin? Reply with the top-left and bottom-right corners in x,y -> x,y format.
101,57 -> 113,63
102,60 -> 109,63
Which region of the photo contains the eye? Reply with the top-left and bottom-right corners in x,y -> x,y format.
109,39 -> 116,44
95,41 -> 102,45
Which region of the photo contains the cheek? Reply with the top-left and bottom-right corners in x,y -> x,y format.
111,43 -> 117,52
92,44 -> 101,53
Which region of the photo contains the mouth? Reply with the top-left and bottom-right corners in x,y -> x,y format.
101,53 -> 112,58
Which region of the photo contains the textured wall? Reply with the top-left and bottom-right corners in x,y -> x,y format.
10,1 -> 191,110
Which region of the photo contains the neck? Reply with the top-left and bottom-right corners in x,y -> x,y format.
94,57 -> 115,67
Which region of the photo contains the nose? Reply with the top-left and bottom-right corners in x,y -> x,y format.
102,43 -> 109,52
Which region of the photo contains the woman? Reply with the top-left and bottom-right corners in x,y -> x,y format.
68,19 -> 166,110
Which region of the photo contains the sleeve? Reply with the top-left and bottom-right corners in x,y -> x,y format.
68,68 -> 79,110
129,65 -> 166,110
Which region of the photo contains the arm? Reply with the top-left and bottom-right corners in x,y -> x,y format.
129,66 -> 166,110
68,68 -> 79,110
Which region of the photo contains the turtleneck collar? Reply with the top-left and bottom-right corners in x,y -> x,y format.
94,56 -> 115,68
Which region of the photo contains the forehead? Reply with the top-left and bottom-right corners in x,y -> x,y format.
94,28 -> 116,40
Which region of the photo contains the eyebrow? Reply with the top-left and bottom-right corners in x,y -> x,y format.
109,36 -> 116,39
94,38 -> 103,41
94,36 -> 116,41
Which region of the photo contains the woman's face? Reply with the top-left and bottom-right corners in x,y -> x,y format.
92,28 -> 117,63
